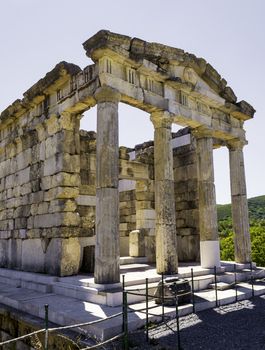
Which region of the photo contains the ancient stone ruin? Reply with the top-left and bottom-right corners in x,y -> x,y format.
0,30 -> 255,284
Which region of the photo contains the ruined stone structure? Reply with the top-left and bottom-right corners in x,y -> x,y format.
0,30 -> 255,284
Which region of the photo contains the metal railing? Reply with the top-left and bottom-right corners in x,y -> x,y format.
0,262 -> 264,350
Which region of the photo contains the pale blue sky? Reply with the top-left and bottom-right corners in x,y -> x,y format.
1,0 -> 264,203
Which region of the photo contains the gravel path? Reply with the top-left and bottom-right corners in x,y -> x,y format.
108,295 -> 265,350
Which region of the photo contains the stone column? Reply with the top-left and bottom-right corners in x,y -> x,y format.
94,86 -> 121,284
228,141 -> 251,263
196,134 -> 221,268
151,112 -> 178,275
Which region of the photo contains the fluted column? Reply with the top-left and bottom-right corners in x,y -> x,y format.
196,134 -> 221,268
94,86 -> 121,284
228,141 -> 251,263
151,112 -> 178,275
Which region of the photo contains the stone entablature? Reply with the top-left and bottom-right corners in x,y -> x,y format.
0,30 -> 255,280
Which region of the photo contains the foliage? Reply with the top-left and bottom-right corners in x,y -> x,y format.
217,195 -> 265,221
217,196 -> 265,267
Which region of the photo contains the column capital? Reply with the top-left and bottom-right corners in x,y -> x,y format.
60,111 -> 83,121
150,111 -> 172,129
94,86 -> 121,103
227,139 -> 247,151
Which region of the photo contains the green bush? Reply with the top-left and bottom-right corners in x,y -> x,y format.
217,207 -> 265,267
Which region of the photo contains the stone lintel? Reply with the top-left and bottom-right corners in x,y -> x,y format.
192,127 -> 214,139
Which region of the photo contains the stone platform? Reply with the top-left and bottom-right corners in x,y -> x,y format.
0,260 -> 264,341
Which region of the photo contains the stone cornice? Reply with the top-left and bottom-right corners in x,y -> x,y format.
83,30 -> 255,120
0,61 -> 81,125
24,61 -> 81,100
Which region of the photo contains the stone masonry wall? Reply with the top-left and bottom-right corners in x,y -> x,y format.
173,129 -> 200,262
119,188 -> 136,256
0,305 -> 79,349
134,145 -> 156,262
0,114 -> 200,277
78,130 -> 96,235
0,108 -> 81,276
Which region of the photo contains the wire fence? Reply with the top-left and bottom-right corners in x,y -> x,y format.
0,262 -> 264,350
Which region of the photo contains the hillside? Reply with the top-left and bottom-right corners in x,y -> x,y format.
217,195 -> 265,221
217,195 -> 265,267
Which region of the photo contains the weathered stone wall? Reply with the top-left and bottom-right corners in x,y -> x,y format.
77,130 -> 97,271
78,130 -> 96,234
119,187 -> 136,256
0,106 -> 82,276
173,129 -> 200,262
118,147 -> 136,256
134,145 -> 156,262
0,305 -> 79,349
132,131 -> 200,263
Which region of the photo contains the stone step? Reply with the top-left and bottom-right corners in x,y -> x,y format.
120,263 -> 151,272
251,267 -> 265,279
21,280 -> 52,293
120,256 -> 148,265
0,275 -> 21,287
0,268 -> 58,284
221,261 -> 256,272
187,275 -> 214,291
221,271 -> 251,283
123,275 -> 161,287
0,265 -> 263,310
209,282 -> 232,290
178,266 -> 225,279
51,282 -> 107,304
0,270 -> 264,341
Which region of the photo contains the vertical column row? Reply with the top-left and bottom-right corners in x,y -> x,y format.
94,87 -> 121,284
151,112 -> 178,275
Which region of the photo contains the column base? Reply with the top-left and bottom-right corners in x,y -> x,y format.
200,240 -> 221,268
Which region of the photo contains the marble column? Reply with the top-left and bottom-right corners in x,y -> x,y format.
196,135 -> 221,268
228,141 -> 251,263
151,112 -> 178,275
94,86 -> 121,284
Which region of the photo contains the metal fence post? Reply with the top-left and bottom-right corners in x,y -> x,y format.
145,278 -> 149,343
174,282 -> 181,350
161,272 -> 165,322
191,268 -> 195,313
123,291 -> 129,350
214,266 -> 218,307
44,304 -> 49,350
234,264 -> 238,302
250,261 -> 254,298
122,274 -> 125,334
122,274 -> 125,292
